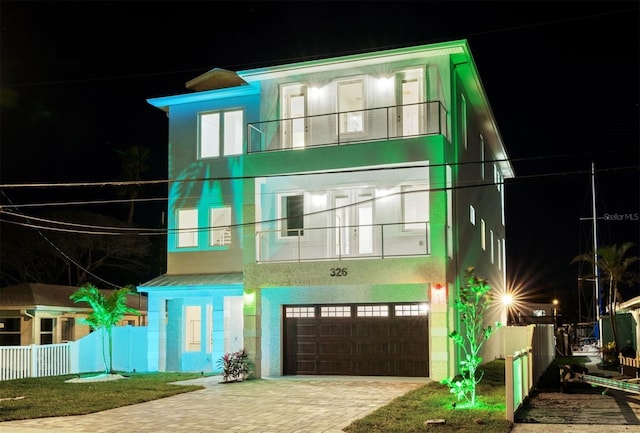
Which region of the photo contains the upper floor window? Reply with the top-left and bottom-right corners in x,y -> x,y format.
461,94 -> 468,150
494,164 -> 502,192
480,134 -> 485,179
199,109 -> 243,158
402,185 -> 429,230
469,204 -> 476,225
280,194 -> 304,237
177,208 -> 198,248
210,207 -> 232,247
481,219 -> 486,250
338,79 -> 365,134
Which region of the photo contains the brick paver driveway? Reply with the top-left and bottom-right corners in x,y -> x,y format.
0,376 -> 428,433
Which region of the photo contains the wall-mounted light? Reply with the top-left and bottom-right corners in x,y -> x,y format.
244,291 -> 256,307
431,283 -> 447,305
309,86 -> 321,98
377,76 -> 393,90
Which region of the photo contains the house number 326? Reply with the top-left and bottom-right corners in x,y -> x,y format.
330,268 -> 348,276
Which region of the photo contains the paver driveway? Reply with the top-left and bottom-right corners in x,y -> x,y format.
0,376 -> 429,433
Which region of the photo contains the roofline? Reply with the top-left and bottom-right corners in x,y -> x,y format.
147,82 -> 261,112
238,40 -> 468,81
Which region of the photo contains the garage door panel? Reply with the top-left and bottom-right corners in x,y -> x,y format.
284,303 -> 429,377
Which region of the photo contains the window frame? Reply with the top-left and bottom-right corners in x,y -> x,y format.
279,193 -> 305,238
177,208 -> 199,248
198,109 -> 244,159
210,206 -> 232,247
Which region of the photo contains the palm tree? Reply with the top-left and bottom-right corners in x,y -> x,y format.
116,146 -> 150,224
572,242 -> 639,354
70,284 -> 140,374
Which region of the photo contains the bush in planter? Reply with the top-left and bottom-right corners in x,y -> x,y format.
219,349 -> 250,382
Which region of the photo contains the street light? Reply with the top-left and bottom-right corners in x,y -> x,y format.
553,299 -> 559,328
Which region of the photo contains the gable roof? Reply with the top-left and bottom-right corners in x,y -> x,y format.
0,283 -> 147,312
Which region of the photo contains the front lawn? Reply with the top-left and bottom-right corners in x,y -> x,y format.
0,372 -> 205,421
344,360 -> 512,433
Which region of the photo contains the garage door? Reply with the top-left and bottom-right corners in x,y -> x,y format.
284,303 -> 429,376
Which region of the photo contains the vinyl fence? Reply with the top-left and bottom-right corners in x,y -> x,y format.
504,324 -> 555,422
0,326 -> 148,381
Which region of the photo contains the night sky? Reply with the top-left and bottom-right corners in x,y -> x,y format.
1,1 -> 639,309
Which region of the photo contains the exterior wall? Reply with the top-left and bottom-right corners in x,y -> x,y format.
143,287 -> 243,372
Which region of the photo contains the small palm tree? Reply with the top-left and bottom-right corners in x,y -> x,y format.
70,284 -> 140,374
572,242 -> 639,354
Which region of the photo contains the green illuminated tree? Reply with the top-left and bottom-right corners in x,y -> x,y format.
70,284 -> 140,374
441,267 -> 500,407
571,242 -> 639,354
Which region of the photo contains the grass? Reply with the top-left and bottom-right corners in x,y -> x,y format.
344,360 -> 511,433
0,372 -> 206,422
2,362 -> 513,432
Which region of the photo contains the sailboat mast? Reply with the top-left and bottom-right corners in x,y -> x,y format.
591,161 -> 601,347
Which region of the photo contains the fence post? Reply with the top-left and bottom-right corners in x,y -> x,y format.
505,354 -> 514,422
30,344 -> 38,378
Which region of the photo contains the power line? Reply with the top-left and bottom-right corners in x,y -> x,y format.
2,165 -> 638,236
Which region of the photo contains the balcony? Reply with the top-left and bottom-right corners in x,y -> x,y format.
256,221 -> 429,263
248,101 -> 447,153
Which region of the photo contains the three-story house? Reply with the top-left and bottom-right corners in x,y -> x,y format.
140,40 -> 514,380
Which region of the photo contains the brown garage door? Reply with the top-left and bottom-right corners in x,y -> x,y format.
284,303 -> 429,376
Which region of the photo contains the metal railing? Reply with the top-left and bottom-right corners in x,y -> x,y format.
256,221 -> 429,263
248,101 -> 448,153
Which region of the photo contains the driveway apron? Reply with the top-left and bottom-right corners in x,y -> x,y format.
0,376 -> 428,433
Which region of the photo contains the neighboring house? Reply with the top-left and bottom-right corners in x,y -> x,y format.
0,283 -> 147,346
140,40 -> 514,380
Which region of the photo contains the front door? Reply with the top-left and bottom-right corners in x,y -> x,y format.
333,189 -> 374,258
282,84 -> 307,149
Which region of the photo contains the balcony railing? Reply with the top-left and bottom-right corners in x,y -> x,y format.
256,221 -> 429,263
248,101 -> 447,153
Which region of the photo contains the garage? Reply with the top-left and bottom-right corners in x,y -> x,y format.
283,303 -> 429,377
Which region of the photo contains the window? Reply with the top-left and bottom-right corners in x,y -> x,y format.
497,238 -> 502,270
199,109 -> 243,158
494,164 -> 502,192
395,304 -> 428,316
281,194 -> 304,237
446,165 -> 453,258
338,79 -> 365,134
61,318 -> 74,342
480,134 -> 485,179
402,185 -> 429,230
469,205 -> 476,225
185,306 -> 201,352
40,318 -> 54,345
357,305 -> 389,317
321,306 -> 351,317
177,208 -> 198,248
481,219 -> 486,250
285,306 -> 315,318
461,94 -> 468,150
0,318 -> 21,346
210,207 -> 232,246
490,229 -> 495,264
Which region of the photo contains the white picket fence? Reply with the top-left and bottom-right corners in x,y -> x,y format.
0,326 -> 148,381
0,343 -> 71,381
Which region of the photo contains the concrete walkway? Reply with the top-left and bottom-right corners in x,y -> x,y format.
0,376 -> 428,433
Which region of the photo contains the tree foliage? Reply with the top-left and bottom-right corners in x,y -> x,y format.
70,283 -> 140,374
0,209 -> 151,287
441,267 -> 500,406
571,242 -> 639,353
